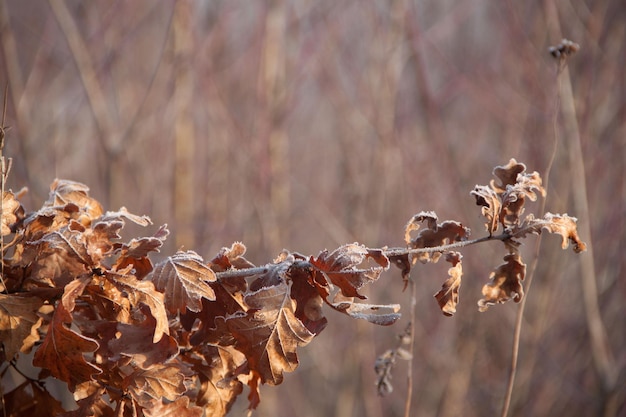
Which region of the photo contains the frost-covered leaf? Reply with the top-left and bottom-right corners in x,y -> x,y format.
433,252 -> 463,316
408,220 -> 469,263
404,211 -> 438,244
310,243 -> 389,299
209,241 -> 255,272
471,185 -> 501,234
147,250 -> 216,314
513,213 -> 586,253
226,278 -> 315,385
44,179 -> 103,222
478,253 -> 526,312
107,272 -> 169,342
124,363 -> 188,406
490,159 -> 527,193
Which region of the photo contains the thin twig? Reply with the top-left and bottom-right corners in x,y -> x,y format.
403,279 -> 416,417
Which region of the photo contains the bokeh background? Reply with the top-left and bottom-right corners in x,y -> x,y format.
1,0 -> 624,416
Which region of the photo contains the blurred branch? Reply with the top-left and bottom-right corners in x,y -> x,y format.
544,2 -> 619,416
49,0 -> 114,140
172,0 -> 196,249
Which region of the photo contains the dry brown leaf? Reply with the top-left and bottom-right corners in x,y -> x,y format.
490,158 -> 527,193
195,344 -> 246,415
433,252 -> 463,316
470,185 -> 501,234
478,253 -> 526,312
124,363 -> 188,407
310,243 -> 389,299
514,213 -> 587,253
226,278 -> 315,385
107,272 -> 169,343
2,381 -> 66,417
409,220 -> 470,263
0,294 -> 44,358
209,241 -> 255,272
142,396 -> 203,417
108,306 -> 179,368
147,250 -> 216,314
45,179 -> 104,222
32,302 -> 101,390
1,191 -> 22,236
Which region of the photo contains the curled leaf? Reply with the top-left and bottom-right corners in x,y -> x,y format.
490,159 -> 527,193
2,191 -> 23,236
478,253 -> 526,312
433,252 -> 463,316
470,185 -> 501,235
408,220 -> 469,263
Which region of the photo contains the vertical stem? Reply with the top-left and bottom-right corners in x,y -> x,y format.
404,278 -> 416,417
172,0 -> 196,249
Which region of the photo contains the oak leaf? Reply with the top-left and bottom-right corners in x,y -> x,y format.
32,301 -> 101,390
123,363 -> 188,407
1,190 -> 22,236
147,250 -> 216,314
478,253 -> 526,312
514,213 -> 586,253
0,294 -> 44,358
106,272 -> 169,343
490,158 -> 527,193
108,305 -> 179,368
225,277 -> 315,385
433,252 -> 463,316
470,185 -> 501,234
141,396 -> 203,417
310,243 -> 389,299
408,218 -> 470,263
44,179 -> 104,223
2,381 -> 65,417
195,344 -> 246,416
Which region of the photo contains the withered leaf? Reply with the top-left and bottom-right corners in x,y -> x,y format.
2,381 -> 65,417
404,211 -> 438,244
209,241 -> 255,272
123,363 -> 188,407
226,279 -> 315,385
409,220 -> 470,263
478,253 -> 526,312
147,250 -> 216,314
433,252 -> 463,316
108,306 -> 179,368
514,213 -> 587,253
32,303 -> 101,390
0,293 -> 44,359
64,386 -> 115,417
470,185 -> 501,234
490,159 -> 527,193
107,272 -> 169,343
328,300 -> 401,326
2,190 -> 22,236
142,396 -> 203,417
310,243 -> 389,299
113,224 -> 169,279
195,344 -> 246,415
45,179 -> 104,222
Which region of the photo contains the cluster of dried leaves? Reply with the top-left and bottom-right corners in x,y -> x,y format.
0,180 -> 400,416
0,159 -> 585,415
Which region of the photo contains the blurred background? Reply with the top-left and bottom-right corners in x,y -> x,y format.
1,0 -> 624,416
